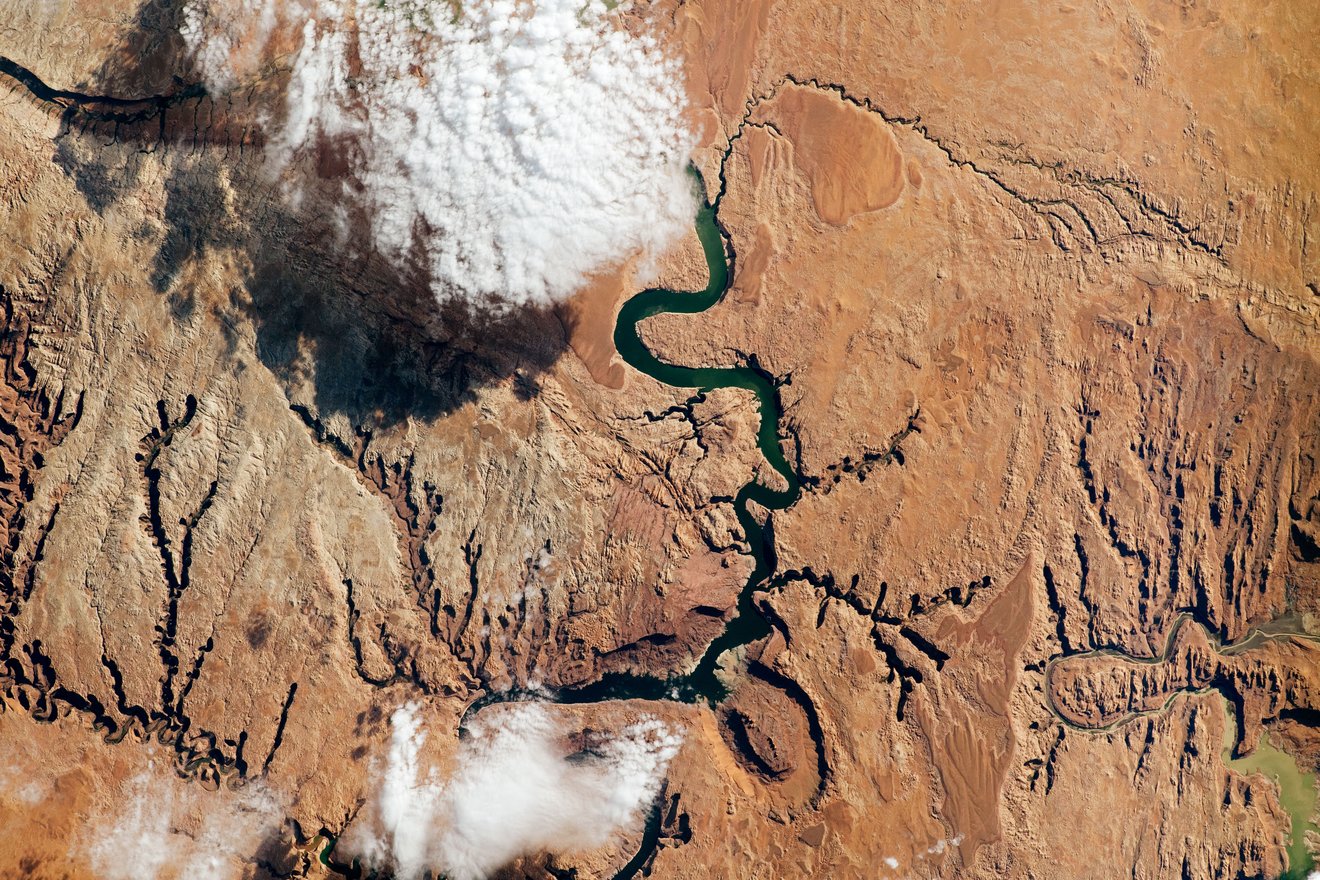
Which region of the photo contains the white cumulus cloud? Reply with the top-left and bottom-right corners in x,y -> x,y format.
343,701 -> 682,880
84,766 -> 283,880
181,0 -> 697,306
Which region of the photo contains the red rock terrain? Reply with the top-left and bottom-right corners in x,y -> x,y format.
0,1 -> 1318,879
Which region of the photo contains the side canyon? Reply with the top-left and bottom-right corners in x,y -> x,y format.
0,1 -> 1318,879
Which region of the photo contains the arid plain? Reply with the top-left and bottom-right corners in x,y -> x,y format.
0,1 -> 1318,878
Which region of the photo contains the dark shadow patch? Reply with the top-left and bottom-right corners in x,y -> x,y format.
250,820 -> 304,880
2,0 -> 574,428
245,608 -> 274,650
239,226 -> 568,426
52,138 -> 121,213
154,158 -> 233,292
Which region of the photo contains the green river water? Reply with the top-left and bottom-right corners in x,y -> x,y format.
582,179 -> 803,879
315,176 -> 801,878
554,183 -> 800,708
320,183 -> 1320,880
1046,615 -> 1319,879
1221,702 -> 1319,879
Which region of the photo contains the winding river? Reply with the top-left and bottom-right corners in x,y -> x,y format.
315,176 -> 803,878
579,177 -> 803,878
1045,615 -> 1320,879
459,177 -> 799,719
8,49 -> 1311,880
567,180 -> 800,706
0,53 -> 797,878
330,182 -> 1320,879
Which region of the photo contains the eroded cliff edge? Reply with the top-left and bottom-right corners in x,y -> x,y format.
0,1 -> 1318,878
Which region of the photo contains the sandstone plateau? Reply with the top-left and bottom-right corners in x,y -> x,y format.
0,1 -> 1318,879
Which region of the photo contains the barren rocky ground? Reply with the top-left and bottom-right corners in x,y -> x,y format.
0,1 -> 1318,878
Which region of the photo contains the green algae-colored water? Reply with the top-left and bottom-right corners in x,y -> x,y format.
457,179 -> 801,879
1222,701 -> 1319,879
549,177 -> 800,710
1046,618 -> 1320,880
326,175 -> 802,880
